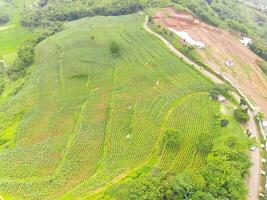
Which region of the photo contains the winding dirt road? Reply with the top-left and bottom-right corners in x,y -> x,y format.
143,13 -> 261,200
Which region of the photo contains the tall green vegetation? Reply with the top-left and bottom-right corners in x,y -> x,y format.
8,24 -> 63,80
0,13 -> 9,25
249,42 -> 267,62
101,133 -> 250,200
110,41 -> 120,57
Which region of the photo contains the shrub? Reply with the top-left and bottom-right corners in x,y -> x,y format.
248,42 -> 267,62
196,132 -> 214,154
220,119 -> 229,127
0,13 -> 9,25
8,26 -> 63,80
258,61 -> 267,75
227,20 -> 249,34
234,108 -> 250,123
110,42 -> 120,57
163,129 -> 181,149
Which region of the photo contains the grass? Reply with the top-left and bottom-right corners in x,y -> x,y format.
0,0 -> 35,58
0,13 -> 245,200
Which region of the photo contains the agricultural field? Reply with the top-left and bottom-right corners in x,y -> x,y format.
0,12 -> 248,200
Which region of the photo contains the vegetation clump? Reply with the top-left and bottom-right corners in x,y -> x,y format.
234,107 -> 250,123
209,84 -> 231,100
249,42 -> 267,62
110,41 -> 120,57
163,129 -> 181,149
0,13 -> 9,25
8,25 -> 63,80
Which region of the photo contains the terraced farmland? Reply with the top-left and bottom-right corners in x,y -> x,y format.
0,14 -> 234,199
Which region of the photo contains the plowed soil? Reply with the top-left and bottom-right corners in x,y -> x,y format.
153,7 -> 267,115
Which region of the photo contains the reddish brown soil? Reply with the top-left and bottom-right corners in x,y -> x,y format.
153,7 -> 267,115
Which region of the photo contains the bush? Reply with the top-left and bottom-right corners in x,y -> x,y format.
8,26 -> 63,80
110,42 -> 120,57
163,129 -> 181,149
220,119 -> 229,127
227,20 -> 249,34
196,132 -> 214,154
0,79 -> 5,95
258,61 -> 267,75
0,13 -> 9,25
234,108 -> 250,123
209,84 -> 231,100
249,42 -> 267,61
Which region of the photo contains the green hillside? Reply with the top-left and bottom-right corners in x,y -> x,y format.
0,13 -> 250,200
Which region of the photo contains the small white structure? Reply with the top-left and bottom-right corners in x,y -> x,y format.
240,37 -> 252,46
262,121 -> 267,129
226,60 -> 234,67
169,28 -> 205,49
126,134 -> 131,139
250,146 -> 257,151
217,95 -> 226,103
155,80 -> 160,85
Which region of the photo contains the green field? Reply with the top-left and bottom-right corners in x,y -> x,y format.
0,13 -> 247,200
0,0 -> 34,57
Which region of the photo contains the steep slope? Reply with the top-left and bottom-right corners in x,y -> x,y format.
0,14 -> 221,199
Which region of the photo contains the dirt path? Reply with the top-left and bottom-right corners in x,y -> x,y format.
153,8 -> 267,116
143,13 -> 261,200
0,25 -> 13,32
247,110 -> 261,200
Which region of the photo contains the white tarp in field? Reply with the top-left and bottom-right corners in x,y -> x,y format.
169,28 -> 205,48
240,37 -> 252,46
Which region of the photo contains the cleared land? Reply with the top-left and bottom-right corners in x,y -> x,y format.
153,7 -> 267,116
0,14 -> 245,200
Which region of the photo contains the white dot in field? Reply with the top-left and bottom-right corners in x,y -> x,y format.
126,134 -> 131,139
155,80 -> 160,85
128,106 -> 132,110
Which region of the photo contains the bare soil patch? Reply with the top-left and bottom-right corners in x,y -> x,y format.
153,7 -> 267,115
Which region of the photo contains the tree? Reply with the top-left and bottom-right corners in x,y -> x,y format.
169,171 -> 206,200
220,119 -> 229,127
234,108 -> 250,123
123,177 -> 165,200
163,129 -> 181,149
110,41 -> 120,57
0,13 -> 9,25
239,97 -> 247,106
257,112 -> 264,122
196,132 -> 214,154
209,88 -> 220,100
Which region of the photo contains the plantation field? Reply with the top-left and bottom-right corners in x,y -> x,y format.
0,13 -> 243,200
